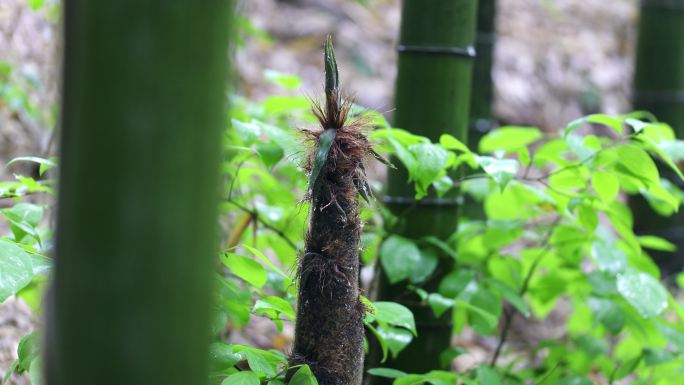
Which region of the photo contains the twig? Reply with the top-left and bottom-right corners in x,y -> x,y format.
490,216 -> 561,367
225,199 -> 299,251
227,212 -> 254,249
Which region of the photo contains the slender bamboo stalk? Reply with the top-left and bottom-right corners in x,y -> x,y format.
469,0 -> 497,148
46,2 -> 232,385
289,37 -> 369,385
463,0 -> 497,221
369,0 -> 478,379
631,0 -> 684,275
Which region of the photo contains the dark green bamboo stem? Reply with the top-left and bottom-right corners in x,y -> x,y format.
369,0 -> 478,380
469,0 -> 497,148
46,2 -> 232,385
462,0 -> 497,221
631,0 -> 684,275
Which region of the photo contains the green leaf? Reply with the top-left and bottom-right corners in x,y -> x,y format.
439,134 -> 471,153
421,236 -> 457,259
373,301 -> 417,334
643,348 -> 675,366
422,370 -> 457,385
7,156 -> 57,176
28,358 -> 41,385
253,296 -> 295,320
432,175 -> 453,197
465,288 -> 501,335
26,0 -> 44,9
475,156 -> 519,190
588,298 -> 624,335
364,322 -> 388,363
639,121 -> 676,142
640,181 -> 680,215
427,293 -> 454,318
408,143 -> 449,198
439,348 -> 465,369
208,343 -> 242,373
565,114 -> 623,138
409,249 -> 438,284
256,141 -> 284,168
616,144 -> 659,184
261,96 -> 310,114
586,114 -> 623,134
231,345 -> 287,369
1,203 -> 44,243
657,324 -> 684,352
476,366 -> 503,385
578,205 -> 598,231
17,332 -> 38,372
376,325 -> 413,357
0,239 -> 34,301
635,134 -> 684,182
380,235 -> 422,284
221,371 -> 260,385
479,126 -> 542,153
617,271 -> 668,318
16,175 -> 52,194
1,360 -> 17,385
438,270 -> 474,298
591,171 -> 620,202
242,244 -> 292,284
367,368 -> 407,379
264,69 -> 302,90
308,128 -> 337,195
660,140 -> 684,162
289,365 -> 319,385
386,137 -> 418,180
221,253 -> 267,288
245,350 -> 276,376
638,235 -> 676,252
456,300 -> 498,335
486,278 -> 530,317
394,374 -> 427,385
590,240 -> 627,273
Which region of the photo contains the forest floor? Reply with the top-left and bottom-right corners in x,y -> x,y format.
0,0 -> 638,383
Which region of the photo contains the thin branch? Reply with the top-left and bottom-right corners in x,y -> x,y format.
225,199 -> 299,251
490,216 -> 561,367
226,212 -> 254,249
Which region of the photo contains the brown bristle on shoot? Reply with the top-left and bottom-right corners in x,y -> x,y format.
288,36 -> 370,385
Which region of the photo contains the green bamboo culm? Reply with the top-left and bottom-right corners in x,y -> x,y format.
45,2 -> 232,385
290,36 -> 371,385
462,0 -> 497,222
368,0 -> 478,381
469,0 -> 497,148
631,0 -> 684,274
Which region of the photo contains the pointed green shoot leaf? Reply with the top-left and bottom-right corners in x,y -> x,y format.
324,35 -> 339,98
308,128 -> 337,195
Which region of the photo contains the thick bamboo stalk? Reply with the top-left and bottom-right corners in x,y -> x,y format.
631,0 -> 684,274
369,0 -> 478,379
46,2 -> 232,385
